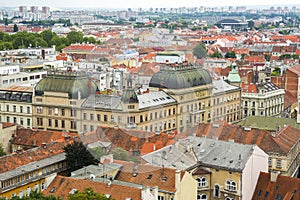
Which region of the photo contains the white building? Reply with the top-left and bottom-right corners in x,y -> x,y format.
241,82 -> 285,117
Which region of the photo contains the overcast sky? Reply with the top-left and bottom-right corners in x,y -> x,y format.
1,0 -> 300,9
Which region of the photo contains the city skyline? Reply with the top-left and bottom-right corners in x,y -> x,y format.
1,0 -> 300,9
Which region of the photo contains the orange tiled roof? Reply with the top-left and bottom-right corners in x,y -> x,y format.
244,55 -> 265,63
287,64 -> 300,75
43,175 -> 142,200
0,138 -> 78,174
81,127 -> 175,155
184,122 -> 292,155
1,122 -> 15,129
241,83 -> 258,93
114,160 -> 180,193
273,125 -> 300,154
11,128 -> 77,148
252,172 -> 300,199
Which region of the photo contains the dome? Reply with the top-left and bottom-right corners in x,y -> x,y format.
121,88 -> 138,103
35,71 -> 99,99
149,66 -> 212,89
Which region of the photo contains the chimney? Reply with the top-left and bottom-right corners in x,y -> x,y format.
175,169 -> 181,189
270,171 -> 280,182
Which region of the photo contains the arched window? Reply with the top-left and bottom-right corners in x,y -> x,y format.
214,185 -> 220,197
196,177 -> 208,187
197,194 -> 207,200
226,180 -> 237,191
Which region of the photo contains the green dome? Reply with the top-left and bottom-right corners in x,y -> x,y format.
121,88 -> 138,103
35,71 -> 99,99
149,65 -> 212,89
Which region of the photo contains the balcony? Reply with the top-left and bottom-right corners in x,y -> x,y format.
126,123 -> 137,129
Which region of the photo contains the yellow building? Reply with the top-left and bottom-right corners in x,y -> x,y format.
32,64 -> 241,134
33,70 -> 99,132
0,143 -> 67,199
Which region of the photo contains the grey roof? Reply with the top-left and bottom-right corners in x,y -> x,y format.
212,79 -> 240,95
82,94 -> 122,110
142,136 -> 255,172
142,144 -> 197,170
181,137 -> 254,172
0,153 -> 66,181
138,91 -> 177,109
71,163 -> 122,178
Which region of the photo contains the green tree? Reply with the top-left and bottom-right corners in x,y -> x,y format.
83,36 -> 97,44
110,147 -> 129,161
0,144 -> 6,156
264,54 -> 271,61
224,51 -> 236,58
64,141 -> 96,174
41,30 -> 56,47
210,51 -> 223,58
67,31 -> 84,44
13,24 -> 18,32
69,188 -> 113,200
193,43 -> 207,59
271,67 -> 281,76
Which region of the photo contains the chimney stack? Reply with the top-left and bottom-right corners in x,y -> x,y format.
270,171 -> 280,182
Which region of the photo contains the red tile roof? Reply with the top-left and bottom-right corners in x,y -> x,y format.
241,83 -> 258,93
0,138 -> 78,174
11,128 -> 77,148
182,122 -> 296,155
287,64 -> 300,75
43,175 -> 142,200
81,127 -> 175,155
251,172 -> 300,200
114,160 -> 181,193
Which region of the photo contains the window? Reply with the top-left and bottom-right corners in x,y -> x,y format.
225,197 -> 234,200
37,118 -> 43,126
268,158 -> 272,167
71,109 -> 77,117
244,101 -> 248,106
6,116 -> 10,123
27,118 -> 30,126
104,115 -> 108,122
90,114 -> 94,121
54,108 -> 58,115
55,120 -> 58,128
6,105 -> 9,112
20,106 -> 23,113
41,183 -> 45,191
90,125 -> 94,132
226,180 -> 237,191
19,190 -> 23,198
158,196 -> 164,200
197,194 -> 207,200
61,108 -> 65,116
71,121 -> 77,129
97,114 -> 101,121
197,177 -> 207,187
27,186 -> 31,196
48,119 -> 52,127
13,105 -> 16,112
37,106 -> 43,113
214,185 -> 220,197
20,118 -> 23,125
27,107 -> 30,114
61,120 -> 65,128
276,159 -> 281,168
83,113 -> 87,120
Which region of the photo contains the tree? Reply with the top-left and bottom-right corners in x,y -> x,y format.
41,30 -> 56,47
193,43 -> 207,59
13,24 -> 18,32
67,31 -> 84,44
69,188 -> 113,200
224,51 -> 236,58
64,141 -> 96,174
0,144 -> 6,157
8,190 -> 61,200
210,51 -> 223,58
